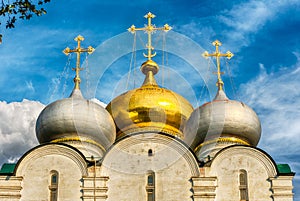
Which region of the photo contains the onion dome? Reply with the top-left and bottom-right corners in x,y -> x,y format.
184,88 -> 261,159
36,88 -> 116,158
106,60 -> 194,139
183,40 -> 261,160
35,35 -> 116,159
107,13 -> 193,139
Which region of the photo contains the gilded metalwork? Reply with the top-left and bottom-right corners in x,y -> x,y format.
140,60 -> 160,86
202,40 -> 233,90
63,35 -> 95,89
194,137 -> 251,154
51,137 -> 106,152
107,12 -> 192,140
128,12 -> 172,61
106,84 -> 194,139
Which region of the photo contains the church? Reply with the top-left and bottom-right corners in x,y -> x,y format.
0,12 -> 295,201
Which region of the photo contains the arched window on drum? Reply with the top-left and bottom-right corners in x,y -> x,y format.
49,170 -> 59,201
239,169 -> 249,201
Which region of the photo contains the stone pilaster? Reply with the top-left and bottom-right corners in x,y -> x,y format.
0,176 -> 22,201
270,175 -> 294,201
192,176 -> 217,201
82,176 -> 109,201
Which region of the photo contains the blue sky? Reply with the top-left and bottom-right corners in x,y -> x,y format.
0,0 -> 300,199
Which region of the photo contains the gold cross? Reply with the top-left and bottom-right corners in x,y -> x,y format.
202,40 -> 234,91
128,12 -> 172,60
63,35 -> 95,89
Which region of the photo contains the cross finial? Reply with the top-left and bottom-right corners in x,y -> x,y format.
202,40 -> 234,91
63,35 -> 95,90
128,12 -> 172,61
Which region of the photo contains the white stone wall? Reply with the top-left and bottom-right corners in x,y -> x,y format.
15,144 -> 88,201
0,176 -> 22,200
0,140 -> 294,201
270,176 -> 294,201
206,146 -> 293,201
100,133 -> 200,201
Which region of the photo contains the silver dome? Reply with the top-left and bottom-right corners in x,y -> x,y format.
184,89 -> 261,151
36,89 -> 116,157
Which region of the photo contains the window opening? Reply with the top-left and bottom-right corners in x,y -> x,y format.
148,149 -> 153,156
239,169 -> 249,201
146,171 -> 155,201
49,170 -> 59,201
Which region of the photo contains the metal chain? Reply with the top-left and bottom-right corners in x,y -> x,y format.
226,59 -> 238,100
49,54 -> 72,102
165,33 -> 169,87
136,31 -> 146,51
62,54 -> 72,97
126,32 -> 137,89
162,32 -> 165,87
199,58 -> 212,101
133,34 -> 137,88
84,52 -> 90,97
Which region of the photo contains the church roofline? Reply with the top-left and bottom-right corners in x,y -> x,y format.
100,131 -> 202,167
0,163 -> 16,175
10,142 -> 89,176
205,144 -> 295,176
277,163 -> 295,176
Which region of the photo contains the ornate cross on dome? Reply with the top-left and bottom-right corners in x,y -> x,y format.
128,12 -> 172,61
202,40 -> 234,91
63,35 -> 95,89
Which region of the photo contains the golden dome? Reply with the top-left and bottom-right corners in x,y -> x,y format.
106,60 -> 194,139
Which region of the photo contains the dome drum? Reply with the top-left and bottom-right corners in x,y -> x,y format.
194,136 -> 251,161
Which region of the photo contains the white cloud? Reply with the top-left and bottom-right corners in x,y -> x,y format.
239,52 -> 300,196
175,20 -> 216,42
0,100 -> 45,164
0,97 -> 107,165
218,0 -> 300,47
240,61 -> 300,153
25,80 -> 35,92
219,1 -> 272,35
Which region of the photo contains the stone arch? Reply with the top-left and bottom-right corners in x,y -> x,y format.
210,145 -> 277,177
101,133 -> 200,177
15,143 -> 88,176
